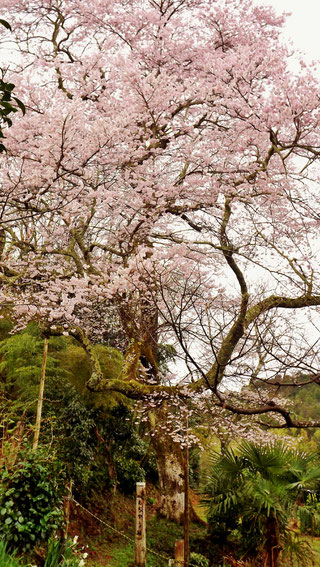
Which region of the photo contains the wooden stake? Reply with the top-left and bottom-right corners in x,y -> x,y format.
32,336 -> 48,451
135,482 -> 146,567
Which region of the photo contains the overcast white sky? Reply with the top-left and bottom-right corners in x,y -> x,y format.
259,0 -> 320,62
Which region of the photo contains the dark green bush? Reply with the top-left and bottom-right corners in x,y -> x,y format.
53,387 -> 97,489
0,451 -> 65,551
114,454 -> 145,494
189,552 -> 209,567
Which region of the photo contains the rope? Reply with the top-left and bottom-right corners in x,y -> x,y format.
71,497 -> 201,567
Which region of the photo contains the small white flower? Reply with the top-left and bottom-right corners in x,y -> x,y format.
73,535 -> 79,544
83,552 -> 88,559
79,560 -> 85,567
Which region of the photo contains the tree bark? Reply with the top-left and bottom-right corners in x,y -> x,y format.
264,514 -> 282,567
150,405 -> 185,523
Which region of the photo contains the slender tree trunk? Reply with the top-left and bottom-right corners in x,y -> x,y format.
105,444 -> 118,493
94,427 -> 118,492
32,336 -> 48,450
62,480 -> 73,543
264,514 -> 282,567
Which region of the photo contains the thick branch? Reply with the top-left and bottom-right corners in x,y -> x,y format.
205,197 -> 249,388
245,294 -> 320,326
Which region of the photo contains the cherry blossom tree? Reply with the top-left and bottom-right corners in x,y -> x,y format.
1,0 -> 320,520
0,18 -> 25,151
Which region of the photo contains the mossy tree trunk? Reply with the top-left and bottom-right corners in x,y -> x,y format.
150,405 -> 185,523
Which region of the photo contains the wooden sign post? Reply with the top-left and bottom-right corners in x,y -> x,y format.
135,482 -> 146,567
184,415 -> 190,567
174,539 -> 184,566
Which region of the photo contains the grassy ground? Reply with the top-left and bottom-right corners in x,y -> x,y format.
308,536 -> 320,564
86,513 -> 185,566
86,532 -> 320,567
68,487 -> 209,567
44,492 -> 320,567
81,499 -> 207,567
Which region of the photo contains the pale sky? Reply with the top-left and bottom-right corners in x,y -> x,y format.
259,0 -> 320,62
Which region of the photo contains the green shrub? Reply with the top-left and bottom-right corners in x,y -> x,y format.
299,493 -> 320,536
203,441 -> 320,566
53,387 -> 97,490
44,537 -> 63,567
114,454 -> 145,494
44,537 -> 85,567
0,451 -> 65,551
189,552 -> 209,567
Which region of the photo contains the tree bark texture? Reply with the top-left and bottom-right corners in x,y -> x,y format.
264,514 -> 282,567
150,406 -> 185,523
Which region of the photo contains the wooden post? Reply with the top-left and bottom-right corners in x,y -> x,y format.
32,336 -> 48,451
174,539 -> 184,566
135,481 -> 146,567
184,415 -> 190,567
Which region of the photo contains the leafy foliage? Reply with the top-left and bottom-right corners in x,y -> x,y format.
0,324 -> 69,401
299,493 -> 320,537
0,450 -> 65,551
203,441 -> 320,566
44,536 -> 86,567
114,452 -> 145,494
287,382 -> 320,422
189,552 -> 209,567
0,322 -> 157,499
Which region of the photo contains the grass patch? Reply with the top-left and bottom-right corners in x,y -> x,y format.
308,536 -> 320,564
96,515 -> 183,566
85,512 -> 207,566
106,542 -> 134,567
0,541 -> 22,567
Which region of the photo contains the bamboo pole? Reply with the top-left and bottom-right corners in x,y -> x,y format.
32,336 -> 48,451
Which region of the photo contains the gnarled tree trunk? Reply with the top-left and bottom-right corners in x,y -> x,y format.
150,405 -> 185,523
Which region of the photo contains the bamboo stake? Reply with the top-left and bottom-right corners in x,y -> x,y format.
32,336 -> 48,450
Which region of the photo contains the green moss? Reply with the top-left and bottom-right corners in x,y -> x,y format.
55,342 -> 125,409
0,318 -> 13,341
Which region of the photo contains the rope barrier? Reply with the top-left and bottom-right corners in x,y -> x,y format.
71,497 -> 201,567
